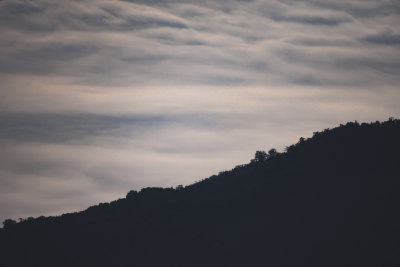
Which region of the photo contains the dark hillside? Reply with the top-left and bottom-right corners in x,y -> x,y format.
1,119 -> 400,266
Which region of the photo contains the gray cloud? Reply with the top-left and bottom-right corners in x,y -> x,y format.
269,13 -> 352,25
0,0 -> 398,87
0,113 -> 168,142
0,42 -> 99,74
303,0 -> 400,18
0,0 -> 399,223
0,111 -> 289,144
0,0 -> 56,32
250,0 -> 354,26
0,0 -> 187,33
362,30 -> 400,46
288,38 -> 354,47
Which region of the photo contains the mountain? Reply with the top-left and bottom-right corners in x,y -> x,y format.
1,119 -> 400,267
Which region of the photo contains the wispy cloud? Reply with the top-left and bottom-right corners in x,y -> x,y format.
361,29 -> 400,46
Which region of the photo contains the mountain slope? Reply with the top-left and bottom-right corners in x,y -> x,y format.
1,119 -> 400,267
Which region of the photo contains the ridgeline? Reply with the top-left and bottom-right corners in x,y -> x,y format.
1,119 -> 400,266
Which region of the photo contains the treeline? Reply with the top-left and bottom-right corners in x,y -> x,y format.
1,118 -> 400,267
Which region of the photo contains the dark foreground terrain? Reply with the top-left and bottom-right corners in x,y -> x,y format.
1,119 -> 400,267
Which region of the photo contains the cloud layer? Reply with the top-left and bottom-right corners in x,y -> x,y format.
0,0 -> 399,222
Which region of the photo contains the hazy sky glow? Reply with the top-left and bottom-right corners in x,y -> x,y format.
1,0 -> 400,222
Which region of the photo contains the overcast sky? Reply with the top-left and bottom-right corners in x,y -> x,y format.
1,0 -> 399,223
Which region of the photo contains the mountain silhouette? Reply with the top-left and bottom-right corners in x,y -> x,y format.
1,119 -> 400,266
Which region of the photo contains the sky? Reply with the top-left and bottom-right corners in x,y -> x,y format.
1,0 -> 400,223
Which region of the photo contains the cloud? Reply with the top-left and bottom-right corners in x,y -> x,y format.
361,29 -> 400,46
0,0 -> 187,32
303,0 -> 400,18
288,38 -> 354,47
0,0 -> 399,223
0,0 -> 398,87
1,84 -> 398,222
0,42 -> 99,75
0,113 -> 169,143
269,13 -> 352,26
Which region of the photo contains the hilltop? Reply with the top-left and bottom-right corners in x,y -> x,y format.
1,119 -> 400,266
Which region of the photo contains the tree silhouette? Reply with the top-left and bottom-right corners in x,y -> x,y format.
253,150 -> 267,162
1,118 -> 399,267
267,148 -> 278,158
2,219 -> 16,229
